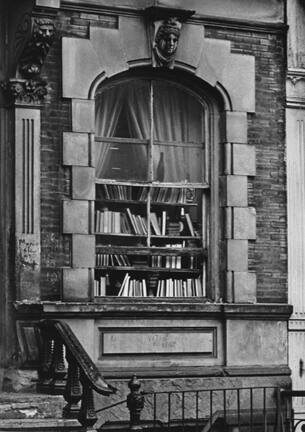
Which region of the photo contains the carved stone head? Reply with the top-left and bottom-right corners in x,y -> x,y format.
153,17 -> 182,67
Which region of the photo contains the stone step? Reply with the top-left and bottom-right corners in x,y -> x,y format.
0,393 -> 65,420
0,418 -> 84,431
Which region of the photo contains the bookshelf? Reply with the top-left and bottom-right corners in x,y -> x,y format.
94,183 -> 207,297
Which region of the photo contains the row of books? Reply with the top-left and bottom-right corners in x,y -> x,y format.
98,184 -> 148,201
118,273 -> 148,296
95,208 -> 148,235
97,184 -> 196,204
151,187 -> 195,204
94,274 -> 205,297
96,253 -> 199,270
96,253 -> 131,267
156,277 -> 204,297
95,208 -> 196,237
94,275 -> 109,297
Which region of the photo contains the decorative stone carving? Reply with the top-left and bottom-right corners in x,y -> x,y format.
1,79 -> 47,104
153,17 -> 182,68
18,18 -> 56,78
144,6 -> 195,69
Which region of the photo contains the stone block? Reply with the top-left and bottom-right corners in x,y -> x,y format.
233,272 -> 256,303
176,24 -> 205,70
226,319 -> 287,366
62,200 -> 89,234
72,99 -> 95,133
233,144 -> 256,176
226,175 -> 248,207
233,207 -> 256,239
120,16 -> 150,64
227,240 -> 248,271
62,37 -> 101,99
221,111 -> 248,143
72,167 -> 95,200
62,132 -> 89,166
222,54 -> 255,113
72,234 -> 95,268
62,268 -> 91,301
90,26 -> 128,78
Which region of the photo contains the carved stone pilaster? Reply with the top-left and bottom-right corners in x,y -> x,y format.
1,78 -> 47,105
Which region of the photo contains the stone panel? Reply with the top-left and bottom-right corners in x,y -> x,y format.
196,38 -> 231,87
233,144 -> 256,176
176,24 -> 205,70
35,0 -> 59,6
72,234 -> 95,268
62,200 -> 89,234
62,132 -> 90,166
233,272 -> 256,303
62,268 -> 91,301
90,26 -> 129,78
226,175 -> 248,207
226,320 -> 288,366
72,167 -> 95,200
120,16 -> 150,64
72,99 -> 95,133
221,111 -> 248,143
222,55 -> 255,113
62,37 -> 101,99
233,207 -> 256,239
227,239 -> 248,271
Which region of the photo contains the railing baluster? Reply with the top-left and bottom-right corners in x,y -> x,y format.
63,354 -> 82,418
250,387 -> 253,432
223,389 -> 226,427
182,391 -> 185,432
237,388 -> 240,430
78,380 -> 98,427
210,390 -> 213,432
263,387 -> 267,432
168,392 -> 171,428
51,339 -> 67,394
37,337 -> 54,393
153,392 -> 157,429
195,391 -> 199,432
127,375 -> 144,431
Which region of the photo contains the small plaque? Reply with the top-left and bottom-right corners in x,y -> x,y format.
100,327 -> 216,357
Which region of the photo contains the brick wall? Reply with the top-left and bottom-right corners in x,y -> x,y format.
205,27 -> 287,303
39,12 -> 287,303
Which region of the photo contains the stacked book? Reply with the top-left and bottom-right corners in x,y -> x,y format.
95,208 -> 148,235
156,277 -> 204,297
96,253 -> 131,267
118,273 -> 148,296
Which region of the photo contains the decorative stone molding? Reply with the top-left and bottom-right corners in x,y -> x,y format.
152,18 -> 182,68
18,17 -> 56,78
1,78 -> 47,104
144,6 -> 195,69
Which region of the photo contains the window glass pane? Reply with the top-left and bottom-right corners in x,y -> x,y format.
153,80 -> 204,182
95,80 -> 150,139
96,140 -> 148,181
153,143 -> 203,183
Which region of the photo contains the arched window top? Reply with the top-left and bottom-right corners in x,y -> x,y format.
95,77 -> 207,184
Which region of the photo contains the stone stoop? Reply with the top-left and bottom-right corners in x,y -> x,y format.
0,393 -> 83,432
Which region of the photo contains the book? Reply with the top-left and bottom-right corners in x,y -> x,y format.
150,212 -> 161,235
185,213 -> 195,236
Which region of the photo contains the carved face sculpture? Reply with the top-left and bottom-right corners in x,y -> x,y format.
154,18 -> 181,64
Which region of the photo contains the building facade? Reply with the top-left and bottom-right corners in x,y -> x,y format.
0,0 -> 296,422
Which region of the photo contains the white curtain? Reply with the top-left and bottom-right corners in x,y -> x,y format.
95,86 -> 125,178
153,81 -> 203,182
95,80 -> 203,182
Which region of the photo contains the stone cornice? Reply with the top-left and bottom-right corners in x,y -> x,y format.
14,300 -> 293,320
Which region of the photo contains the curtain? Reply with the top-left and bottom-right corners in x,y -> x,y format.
153,81 -> 203,183
95,80 -> 204,182
95,86 -> 125,178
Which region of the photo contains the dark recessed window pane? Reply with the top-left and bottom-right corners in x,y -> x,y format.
96,140 -> 148,181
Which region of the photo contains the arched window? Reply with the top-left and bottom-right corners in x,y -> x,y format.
94,75 -> 218,299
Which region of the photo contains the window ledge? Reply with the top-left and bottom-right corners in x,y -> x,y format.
14,300 -> 292,320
